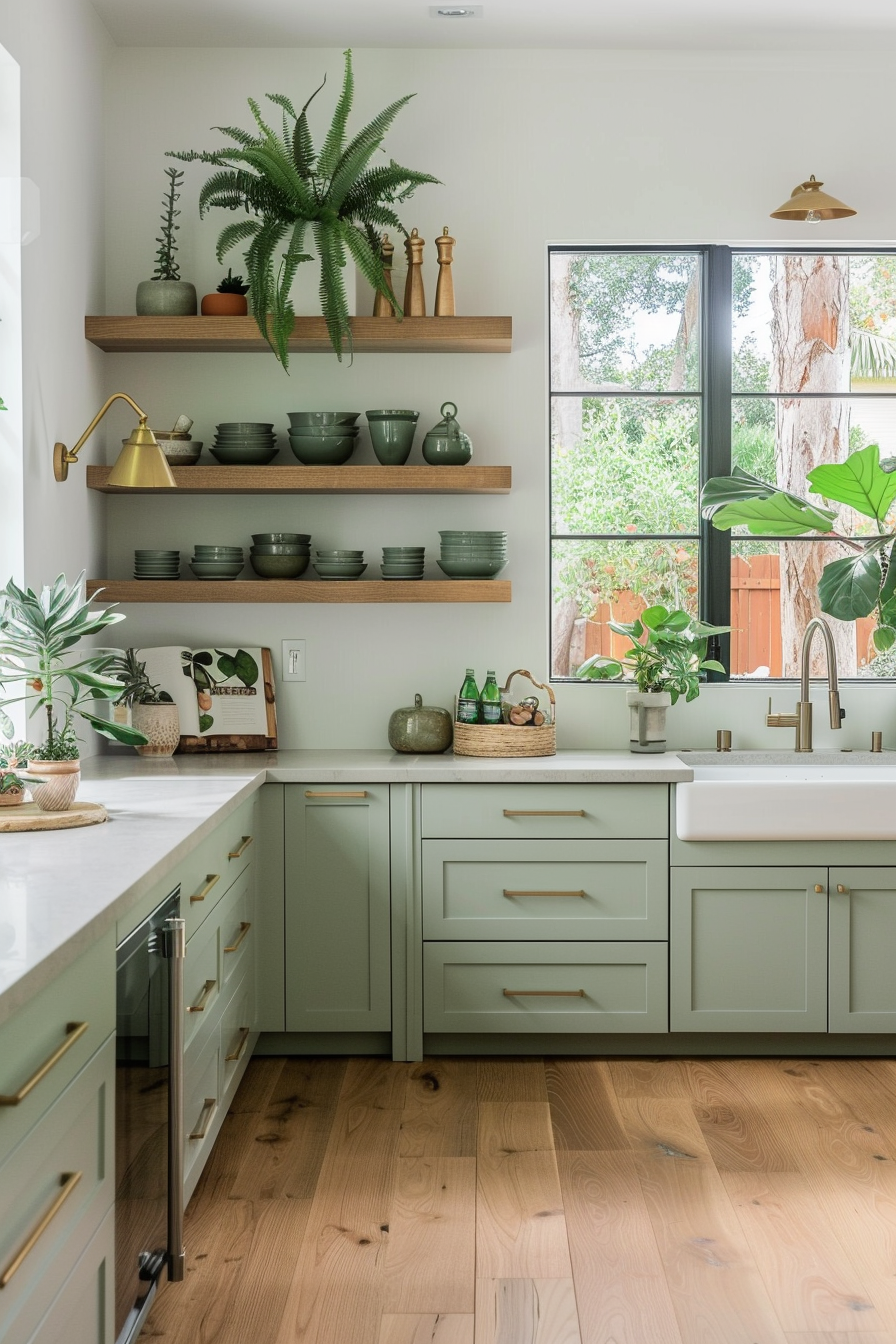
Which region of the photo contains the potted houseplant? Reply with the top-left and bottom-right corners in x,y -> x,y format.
576,605 -> 728,753
169,49 -> 439,367
136,166 -> 198,316
0,573 -> 148,810
0,737 -> 36,807
108,648 -> 180,757
201,268 -> 250,317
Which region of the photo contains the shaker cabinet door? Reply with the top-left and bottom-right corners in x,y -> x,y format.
829,866 -> 896,1032
285,785 -> 391,1032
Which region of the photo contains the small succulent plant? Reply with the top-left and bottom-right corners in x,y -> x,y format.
217,268 -> 249,296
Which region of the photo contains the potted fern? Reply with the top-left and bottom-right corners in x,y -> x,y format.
201,268 -> 250,317
0,574 -> 147,810
108,649 -> 180,757
136,166 -> 197,316
169,49 -> 439,367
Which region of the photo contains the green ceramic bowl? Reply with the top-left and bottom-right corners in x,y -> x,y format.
211,446 -> 279,465
382,546 -> 425,554
250,554 -> 309,578
189,563 -> 244,579
216,422 -> 274,431
288,437 -> 355,465
381,560 -> 425,571
287,424 -> 359,438
251,533 -> 310,544
251,543 -> 310,555
287,411 -> 360,426
438,531 -> 506,540
193,546 -> 243,556
135,549 -> 179,557
436,558 -> 507,578
312,562 -> 367,578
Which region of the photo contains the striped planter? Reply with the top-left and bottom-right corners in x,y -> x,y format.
27,759 -> 81,812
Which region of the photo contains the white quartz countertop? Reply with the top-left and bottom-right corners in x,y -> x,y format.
0,749 -> 691,1024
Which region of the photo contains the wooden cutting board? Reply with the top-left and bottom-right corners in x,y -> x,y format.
0,801 -> 108,832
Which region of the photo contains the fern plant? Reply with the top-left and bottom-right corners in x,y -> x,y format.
168,49 -> 439,367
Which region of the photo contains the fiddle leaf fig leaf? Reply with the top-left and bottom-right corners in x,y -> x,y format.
817,552 -> 882,621
807,444 -> 896,522
707,492 -> 837,536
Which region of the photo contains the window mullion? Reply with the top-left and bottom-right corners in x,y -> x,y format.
701,245 -> 732,677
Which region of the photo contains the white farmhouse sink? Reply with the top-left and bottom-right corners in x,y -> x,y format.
675,751 -> 896,841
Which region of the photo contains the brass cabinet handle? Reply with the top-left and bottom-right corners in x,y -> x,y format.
304,790 -> 368,798
814,884 -> 824,893
837,884 -> 851,895
190,873 -> 220,904
503,889 -> 586,899
0,1022 -> 89,1107
187,979 -> 216,1013
228,835 -> 253,860
502,809 -> 586,818
223,922 -> 252,954
0,1172 -> 82,1288
189,1098 -> 217,1141
503,988 -> 586,997
225,1027 -> 251,1063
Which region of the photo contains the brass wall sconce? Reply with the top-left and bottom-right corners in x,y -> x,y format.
770,174 -> 857,223
54,392 -> 176,488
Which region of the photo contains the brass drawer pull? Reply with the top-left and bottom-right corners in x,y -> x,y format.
837,884 -> 851,895
814,884 -> 824,893
190,873 -> 220,904
224,922 -> 252,954
187,979 -> 217,1013
502,809 -> 586,818
225,1027 -> 251,1063
304,790 -> 368,798
503,988 -> 586,997
189,1098 -> 217,1141
503,889 -> 586,899
228,835 -> 253,860
0,1171 -> 82,1288
0,1022 -> 89,1107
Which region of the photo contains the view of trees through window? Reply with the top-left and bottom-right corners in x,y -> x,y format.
550,247 -> 896,680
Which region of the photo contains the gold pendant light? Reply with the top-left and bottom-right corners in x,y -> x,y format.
53,392 -> 176,487
770,175 -> 856,223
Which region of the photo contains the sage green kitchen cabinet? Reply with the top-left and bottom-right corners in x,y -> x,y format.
285,785 -> 391,1033
829,867 -> 896,1032
670,866 -> 829,1032
24,1205 -> 115,1344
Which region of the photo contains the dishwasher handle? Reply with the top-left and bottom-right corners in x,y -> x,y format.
162,916 -> 186,1283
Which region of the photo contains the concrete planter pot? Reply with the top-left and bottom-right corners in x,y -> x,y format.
132,702 -> 180,758
136,279 -> 197,316
626,689 -> 672,754
27,758 -> 81,811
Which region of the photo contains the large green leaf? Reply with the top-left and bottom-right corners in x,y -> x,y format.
77,710 -> 148,746
807,445 -> 896,523
707,493 -> 837,536
817,552 -> 882,620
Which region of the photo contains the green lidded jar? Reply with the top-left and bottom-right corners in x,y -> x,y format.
388,693 -> 453,754
421,401 -> 473,466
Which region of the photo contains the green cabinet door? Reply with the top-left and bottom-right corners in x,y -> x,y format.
829,866 -> 896,1032
285,785 -> 391,1033
670,866 -> 828,1032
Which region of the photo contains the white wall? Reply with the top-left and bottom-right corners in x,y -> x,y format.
100,45 -> 896,752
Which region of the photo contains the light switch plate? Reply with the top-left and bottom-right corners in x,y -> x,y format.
281,639 -> 306,682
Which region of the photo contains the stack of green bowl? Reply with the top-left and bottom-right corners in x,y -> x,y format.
189,544 -> 245,580
381,546 -> 425,580
437,530 -> 507,579
134,549 -> 180,580
250,533 -> 311,579
287,412 -> 360,466
211,423 -> 278,465
312,549 -> 367,580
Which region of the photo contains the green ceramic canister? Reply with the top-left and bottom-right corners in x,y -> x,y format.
421,401 -> 473,465
388,693 -> 454,753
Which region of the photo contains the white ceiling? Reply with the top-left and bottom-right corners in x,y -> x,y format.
89,0 -> 896,50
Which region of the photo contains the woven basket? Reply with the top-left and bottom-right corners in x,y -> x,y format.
453,669 -> 556,758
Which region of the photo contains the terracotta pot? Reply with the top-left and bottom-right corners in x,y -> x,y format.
132,702 -> 181,758
201,292 -> 248,316
26,758 -> 81,811
0,772 -> 25,806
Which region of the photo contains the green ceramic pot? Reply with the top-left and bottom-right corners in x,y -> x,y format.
366,411 -> 420,465
421,401 -> 472,466
250,554 -> 309,578
135,279 -> 197,316
388,693 -> 453,754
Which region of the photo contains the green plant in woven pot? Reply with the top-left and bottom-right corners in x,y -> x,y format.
107,648 -> 180,758
169,49 -> 439,367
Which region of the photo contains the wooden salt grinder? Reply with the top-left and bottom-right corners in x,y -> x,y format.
403,228 -> 426,317
372,233 -> 396,317
434,226 -> 456,316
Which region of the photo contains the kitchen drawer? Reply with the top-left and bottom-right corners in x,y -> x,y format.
182,794 -> 258,939
22,1204 -> 114,1344
183,1029 -> 220,1191
218,869 -> 255,992
183,911 -> 219,1049
423,941 -> 668,1033
422,839 -> 668,940
221,975 -> 255,1099
420,783 -> 668,840
0,1036 -> 114,1344
0,932 -> 115,1169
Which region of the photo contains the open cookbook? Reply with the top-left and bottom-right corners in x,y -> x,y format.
137,646 -> 277,752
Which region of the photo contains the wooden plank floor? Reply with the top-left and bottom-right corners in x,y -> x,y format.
144,1056 -> 896,1343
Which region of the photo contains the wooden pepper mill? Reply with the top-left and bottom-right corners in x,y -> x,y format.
434,226 -> 456,317
403,228 -> 426,317
372,233 -> 396,317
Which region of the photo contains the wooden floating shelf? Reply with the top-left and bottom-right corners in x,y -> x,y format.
86,580 -> 512,605
85,315 -> 512,354
86,464 -> 512,495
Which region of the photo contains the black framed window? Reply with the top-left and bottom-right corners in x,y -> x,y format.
549,245 -> 896,681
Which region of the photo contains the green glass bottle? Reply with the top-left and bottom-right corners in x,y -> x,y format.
479,669 -> 502,725
457,668 -> 480,724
